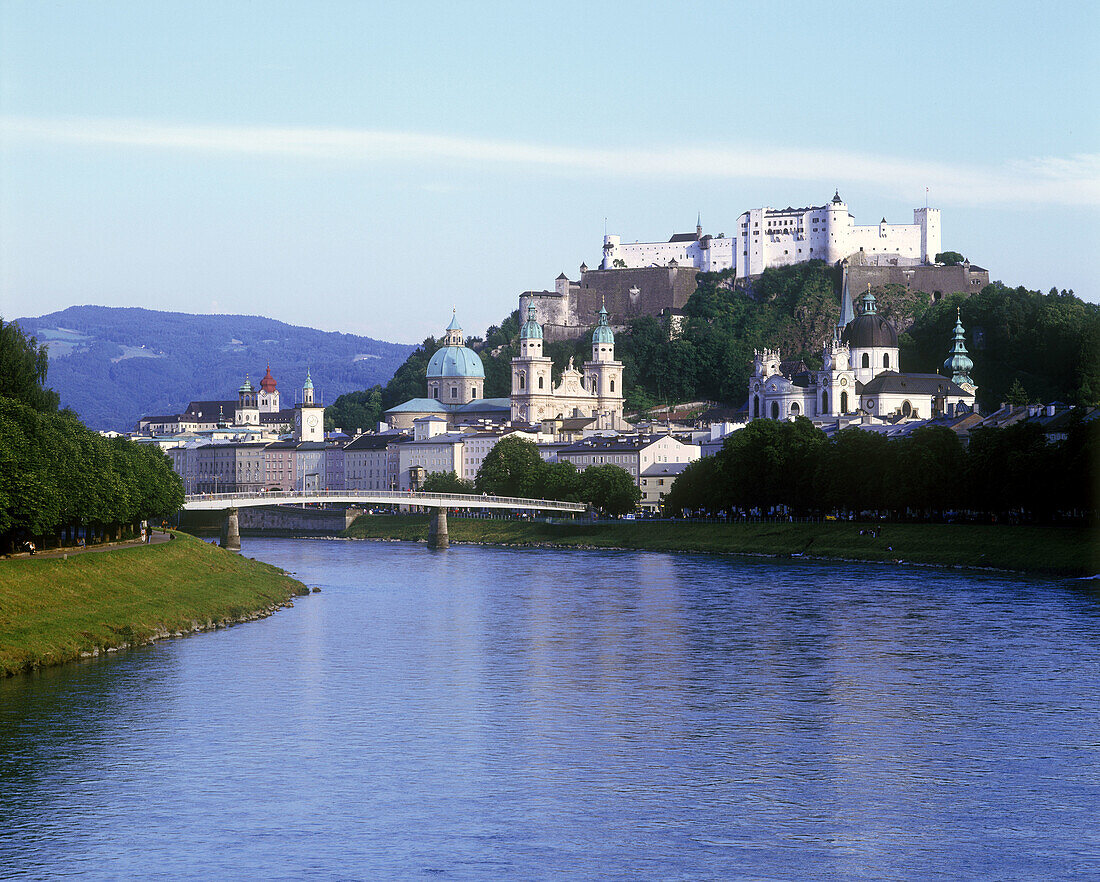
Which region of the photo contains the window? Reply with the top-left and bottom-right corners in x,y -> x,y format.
771,401 -> 780,419
862,353 -> 870,369
451,387 -> 458,399
519,374 -> 525,390
610,379 -> 615,392
791,402 -> 800,416
753,395 -> 760,418
821,390 -> 828,412
538,376 -> 544,390
883,353 -> 890,369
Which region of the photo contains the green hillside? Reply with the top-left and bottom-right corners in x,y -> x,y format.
334,264 -> 1099,426
12,306 -> 415,431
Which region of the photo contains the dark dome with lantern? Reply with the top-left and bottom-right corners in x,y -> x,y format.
841,289 -> 898,349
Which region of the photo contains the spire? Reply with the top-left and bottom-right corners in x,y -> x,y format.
446,310 -> 461,332
832,189 -> 843,204
838,268 -> 856,331
303,369 -> 314,391
696,212 -> 702,237
943,307 -> 975,385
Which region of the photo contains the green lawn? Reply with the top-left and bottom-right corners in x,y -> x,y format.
0,531 -> 307,677
346,515 -> 1098,577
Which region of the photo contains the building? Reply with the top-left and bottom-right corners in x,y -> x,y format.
345,431 -> 410,491
523,193 -> 961,342
383,315 -> 513,430
510,304 -> 624,429
557,434 -> 700,490
640,462 -> 693,513
136,365 -> 310,438
749,285 -> 977,423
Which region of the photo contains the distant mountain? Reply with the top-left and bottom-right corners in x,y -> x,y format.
12,306 -> 415,431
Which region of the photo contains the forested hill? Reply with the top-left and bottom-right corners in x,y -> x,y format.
11,306 -> 414,431
332,262 -> 1099,430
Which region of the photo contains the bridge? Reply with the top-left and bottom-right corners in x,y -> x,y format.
181,490 -> 588,550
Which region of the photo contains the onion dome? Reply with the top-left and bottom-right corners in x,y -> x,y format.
842,288 -> 897,349
260,364 -> 277,392
520,305 -> 543,340
832,189 -> 843,204
943,308 -> 975,384
238,375 -> 254,394
303,369 -> 314,391
592,303 -> 615,345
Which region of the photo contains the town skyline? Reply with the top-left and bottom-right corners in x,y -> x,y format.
2,1 -> 1098,343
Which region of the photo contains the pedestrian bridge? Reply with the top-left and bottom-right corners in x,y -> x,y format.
182,489 -> 586,513
181,490 -> 587,551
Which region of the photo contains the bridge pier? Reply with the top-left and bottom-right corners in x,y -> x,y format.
220,508 -> 241,551
427,507 -> 449,550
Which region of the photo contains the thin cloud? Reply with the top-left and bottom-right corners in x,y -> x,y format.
3,116 -> 1098,207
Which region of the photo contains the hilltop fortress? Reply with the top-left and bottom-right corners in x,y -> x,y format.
521,193 -> 988,341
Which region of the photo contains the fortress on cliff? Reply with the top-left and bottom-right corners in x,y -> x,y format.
521,193 -> 988,341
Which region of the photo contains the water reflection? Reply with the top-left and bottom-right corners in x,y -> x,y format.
2,540 -> 1098,879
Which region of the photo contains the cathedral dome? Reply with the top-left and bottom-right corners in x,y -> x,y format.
841,289 -> 897,349
426,345 -> 485,379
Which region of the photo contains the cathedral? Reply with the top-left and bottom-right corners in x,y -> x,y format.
510,303 -> 624,429
383,307 -> 625,431
750,283 -> 977,423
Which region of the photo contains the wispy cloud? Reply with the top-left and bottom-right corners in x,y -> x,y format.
3,116 -> 1098,207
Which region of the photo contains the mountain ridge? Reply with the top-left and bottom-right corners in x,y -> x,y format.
11,305 -> 415,431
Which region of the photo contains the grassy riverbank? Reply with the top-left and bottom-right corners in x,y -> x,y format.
345,515 -> 1098,577
0,531 -> 308,677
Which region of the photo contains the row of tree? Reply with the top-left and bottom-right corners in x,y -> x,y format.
421,436 -> 640,516
664,416 -> 1098,521
0,318 -> 184,552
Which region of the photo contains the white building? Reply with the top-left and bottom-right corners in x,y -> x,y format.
600,193 -> 940,279
601,220 -> 735,273
750,287 -> 976,423
557,434 -> 700,490
511,304 -> 624,428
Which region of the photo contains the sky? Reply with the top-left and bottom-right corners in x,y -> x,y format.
1,1 -> 1098,343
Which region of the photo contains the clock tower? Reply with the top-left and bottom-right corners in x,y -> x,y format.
293,370 -> 325,442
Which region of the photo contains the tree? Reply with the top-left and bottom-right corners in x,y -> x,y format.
474,436 -> 546,497
580,464 -> 640,516
935,251 -> 967,266
0,317 -> 60,412
537,461 -> 584,502
1005,378 -> 1030,405
326,386 -> 383,433
422,471 -> 476,494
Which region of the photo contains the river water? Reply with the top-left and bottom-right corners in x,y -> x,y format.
2,540 -> 1098,880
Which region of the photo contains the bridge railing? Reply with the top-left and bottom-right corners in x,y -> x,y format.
182,489 -> 587,512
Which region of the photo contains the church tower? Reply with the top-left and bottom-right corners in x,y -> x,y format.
510,306 -> 554,423
235,375 -> 260,425
294,370 -> 324,442
583,303 -> 624,428
944,308 -> 978,397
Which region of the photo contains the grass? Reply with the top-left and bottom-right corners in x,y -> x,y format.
0,531 -> 308,677
345,515 -> 1099,577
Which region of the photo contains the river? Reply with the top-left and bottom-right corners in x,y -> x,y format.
2,539 -> 1099,880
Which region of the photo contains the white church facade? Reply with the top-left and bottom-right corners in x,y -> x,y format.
750,285 -> 977,423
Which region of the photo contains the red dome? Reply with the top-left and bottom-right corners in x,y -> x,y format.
260,364 -> 277,392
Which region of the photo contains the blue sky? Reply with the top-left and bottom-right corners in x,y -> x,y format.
2,1 -> 1097,342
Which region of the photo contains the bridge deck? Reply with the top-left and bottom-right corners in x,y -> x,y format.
182,489 -> 586,513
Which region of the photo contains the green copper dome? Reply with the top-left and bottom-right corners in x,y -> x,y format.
520,305 -> 543,340
303,369 -> 314,391
238,375 -> 254,394
592,304 -> 614,345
